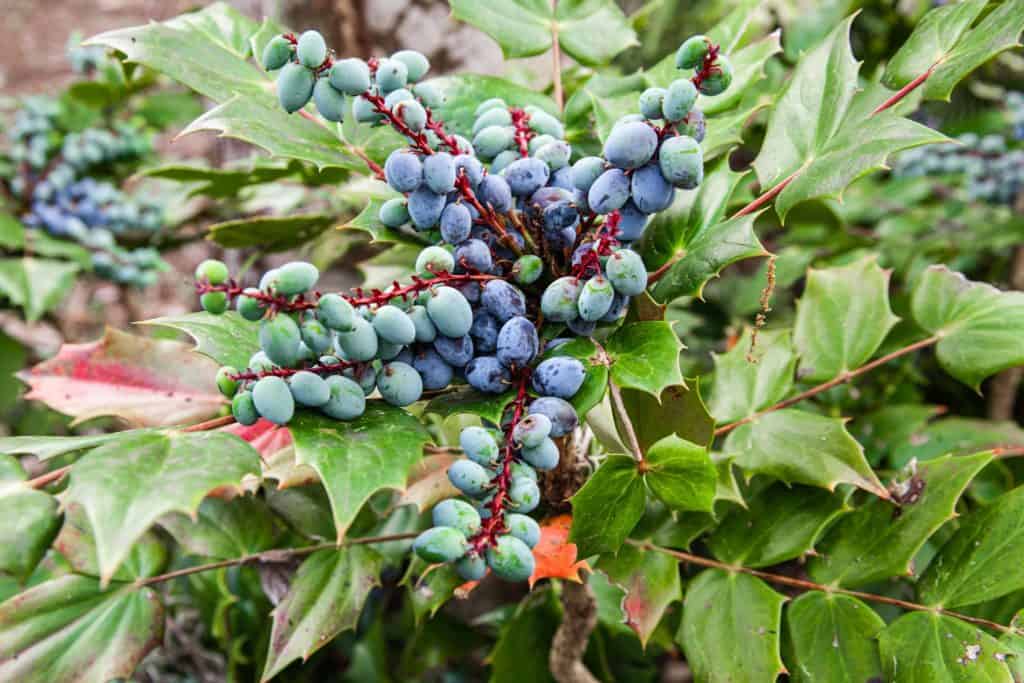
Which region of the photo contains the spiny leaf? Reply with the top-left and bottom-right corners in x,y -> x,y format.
605,321 -> 684,396
709,329 -> 797,424
878,611 -> 1013,682
0,455 -> 60,581
569,454 -> 646,557
785,592 -> 885,683
597,543 -> 680,647
209,213 -> 337,251
160,496 -> 282,560
643,435 -> 716,513
139,311 -> 260,370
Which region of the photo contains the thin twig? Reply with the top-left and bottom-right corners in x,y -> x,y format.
181,415 -> 237,432
26,465 -> 72,490
732,169 -> 801,218
631,540 -> 1017,634
608,380 -> 644,464
714,335 -> 941,436
135,533 -> 418,587
871,62 -> 938,116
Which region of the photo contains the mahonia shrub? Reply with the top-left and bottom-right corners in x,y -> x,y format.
1,2 -> 1024,682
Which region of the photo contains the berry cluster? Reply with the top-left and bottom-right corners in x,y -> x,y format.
895,133 -> 1024,206
196,30 -> 728,581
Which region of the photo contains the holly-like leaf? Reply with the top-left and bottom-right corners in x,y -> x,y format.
209,213 -> 337,251
423,386 -> 514,425
643,435 -> 716,513
489,589 -> 560,683
598,543 -> 680,647
878,612 -> 1013,683
793,256 -> 900,382
677,569 -> 787,683
0,575 -> 163,683
289,406 -> 430,542
428,74 -> 558,137
541,337 -> 607,418
918,485 -> 1024,609
569,454 -> 646,557
449,0 -> 637,66
403,558 -> 463,625
140,311 -> 260,370
343,197 -> 425,246
64,430 -> 260,583
0,257 -> 79,322
53,504 -> 167,582
891,417 -> 1024,468
620,382 -> 715,450
0,431 -> 151,461
606,321 -> 684,396
529,514 -> 590,587
708,484 -> 849,568
911,265 -> 1024,389
0,455 -> 60,581
261,546 -> 383,682
883,0 -> 1024,103
751,15 -> 947,220
709,329 -> 796,423
808,452 -> 992,588
19,327 -> 224,427
160,496 -> 281,560
785,592 -> 885,683
724,410 -> 888,498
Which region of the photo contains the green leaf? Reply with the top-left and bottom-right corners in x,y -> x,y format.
919,485 -> 1024,609
290,406 -> 430,542
64,430 -> 260,583
141,160 -> 300,199
428,74 -> 558,137
261,546 -> 383,681
709,328 -> 797,423
0,430 -> 151,461
885,0 -> 1024,102
209,213 -> 337,251
724,410 -> 888,498
423,386 -> 514,426
53,504 -> 167,582
343,197 -> 425,246
808,452 -> 993,588
181,95 -> 367,172
569,454 -> 646,557
0,455 -> 60,581
0,213 -> 25,250
0,575 -> 163,683
911,265 -> 1024,389
449,0 -> 637,66
785,592 -> 885,683
403,559 -> 463,625
891,417 -> 1024,468
160,496 -> 281,560
598,543 -> 680,647
878,612 -> 1013,683
541,337 -> 607,418
489,589 -> 560,683
752,16 -> 947,220
644,435 -> 716,513
139,311 -> 260,370
708,484 -> 848,568
0,258 -> 79,322
794,256 -> 900,382
677,569 -> 787,683
620,382 -> 715,451
606,321 -> 683,396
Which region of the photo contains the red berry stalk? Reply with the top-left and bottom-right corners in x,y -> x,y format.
228,359 -> 363,382
691,41 -> 722,90
510,108 -> 534,158
571,210 -> 622,279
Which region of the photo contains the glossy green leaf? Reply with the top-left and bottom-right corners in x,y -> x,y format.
752,16 -> 947,220
919,485 -> 1024,609
53,504 -> 167,582
449,0 -> 637,66
0,456 -> 60,581
0,258 -> 79,322
794,256 -> 900,382
0,575 -> 163,683
343,197 -> 426,246
290,406 -> 430,542
644,435 -> 716,513
423,387 -> 515,426
598,543 -> 680,647
64,430 -> 260,583
785,592 -> 885,683
885,0 -> 1024,102
160,496 -> 281,560
911,265 -> 1024,389
570,454 -> 646,557
878,612 -> 1013,683
678,569 -> 787,683
606,321 -> 684,396
428,74 -> 558,137
709,328 -> 797,423
209,213 -> 337,251
891,417 -> 1024,468
140,311 -> 259,371
708,484 -> 848,568
261,546 -> 383,681
808,452 -> 992,588
0,213 -> 25,250
403,559 -> 462,626
620,383 -> 715,451
724,410 -> 887,498
0,431 -> 151,461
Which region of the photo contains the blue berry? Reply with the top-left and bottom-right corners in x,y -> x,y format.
529,396 -> 578,437
639,87 -> 667,120
329,58 -> 371,95
448,459 -> 492,497
423,152 -> 457,193
631,164 -> 675,213
432,498 -> 481,536
478,174 -> 513,212
454,154 -> 484,186
440,203 -> 472,244
289,371 -> 331,407
407,187 -> 446,230
486,535 -> 535,581
413,348 -> 454,390
503,157 -> 551,196
659,135 -> 703,189
455,554 -> 487,580
434,334 -> 475,367
391,50 -> 430,82
373,305 -> 416,345
454,238 -> 493,272
676,35 -> 710,69
296,30 -> 327,69
470,310 -> 500,352
663,79 -> 697,122
379,197 -> 410,228
300,318 -> 334,355
604,121 -> 658,169
512,413 -> 552,448
532,357 -> 586,399
540,277 -> 583,322
232,390 -> 259,426
262,35 -> 293,71
578,275 -> 616,321
521,437 -> 559,471
496,316 -> 538,368
606,249 -> 648,296
588,168 -> 631,213
427,286 -> 474,337
313,79 -> 346,122
277,62 -> 316,113
415,245 -> 455,275
375,58 -> 408,93
508,477 -> 540,512
506,513 -> 541,548
253,376 -> 295,425
465,355 -> 510,393
260,314 -> 303,367
482,280 -> 526,322
322,375 -> 367,419
318,294 -> 355,332
336,316 -> 379,361
460,426 -> 500,465
413,526 -> 468,563
385,150 -> 423,193
409,305 -> 437,343
377,361 -> 423,407
698,56 -> 732,96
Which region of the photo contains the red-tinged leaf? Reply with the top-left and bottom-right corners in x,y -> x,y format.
396,453 -> 461,512
18,328 -> 224,427
599,544 -> 681,647
529,514 -> 591,588
223,419 -> 293,458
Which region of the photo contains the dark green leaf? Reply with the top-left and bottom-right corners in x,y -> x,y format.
878,612 -> 1013,682
709,328 -> 796,423
570,454 -> 645,557
489,589 -> 560,683
620,382 -> 715,451
644,435 -> 716,513
209,213 -> 337,251
139,311 -> 260,370
808,452 -> 992,588
53,504 -> 167,582
0,455 -> 60,581
160,496 -> 281,560
428,74 -> 558,137
0,258 -> 79,322
606,321 -> 683,396
785,592 -> 885,683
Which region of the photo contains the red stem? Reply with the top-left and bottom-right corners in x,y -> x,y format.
690,41 -> 721,89
872,63 -> 937,115
468,369 -> 533,554
510,108 -> 534,158
228,360 -> 361,382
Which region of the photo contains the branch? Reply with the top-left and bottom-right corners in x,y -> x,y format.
135,532 -> 418,588
608,379 -> 644,464
631,540 -> 1018,635
871,62 -> 938,115
181,415 -> 236,432
713,335 -> 941,437
26,465 -> 71,490
549,579 -> 599,683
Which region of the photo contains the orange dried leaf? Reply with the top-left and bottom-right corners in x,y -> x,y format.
529,514 -> 591,587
